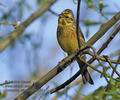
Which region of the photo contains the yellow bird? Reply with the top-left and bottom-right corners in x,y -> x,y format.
57,9 -> 94,84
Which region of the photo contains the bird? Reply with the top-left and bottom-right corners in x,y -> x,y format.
57,9 -> 94,84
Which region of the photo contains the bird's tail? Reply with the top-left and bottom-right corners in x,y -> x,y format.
77,58 -> 94,85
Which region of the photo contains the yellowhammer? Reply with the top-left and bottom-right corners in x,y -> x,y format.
57,9 -> 94,84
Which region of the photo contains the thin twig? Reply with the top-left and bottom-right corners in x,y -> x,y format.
88,46 -> 109,83
95,57 -> 109,83
106,55 -> 120,91
76,0 -> 81,48
48,8 -> 59,16
84,51 -> 120,64
103,56 -> 120,77
111,56 -> 120,77
80,58 -> 109,79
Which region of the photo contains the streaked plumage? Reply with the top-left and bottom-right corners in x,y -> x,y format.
57,9 -> 94,84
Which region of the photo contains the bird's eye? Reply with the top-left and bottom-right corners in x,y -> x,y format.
65,16 -> 69,18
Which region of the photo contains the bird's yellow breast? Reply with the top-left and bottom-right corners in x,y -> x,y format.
57,25 -> 79,54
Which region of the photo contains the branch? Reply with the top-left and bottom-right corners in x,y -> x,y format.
15,47 -> 89,100
86,12 -> 120,46
103,56 -> 120,77
76,0 -> 82,48
85,51 -> 120,64
0,0 -> 56,52
111,56 -> 120,77
15,11 -> 120,100
106,55 -> 120,90
48,8 -> 59,16
50,23 -> 120,93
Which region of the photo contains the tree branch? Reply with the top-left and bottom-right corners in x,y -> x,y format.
0,0 -> 56,52
76,0 -> 82,48
15,11 -> 120,100
15,47 -> 89,100
49,23 -> 120,93
111,56 -> 120,77
85,51 -> 120,64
